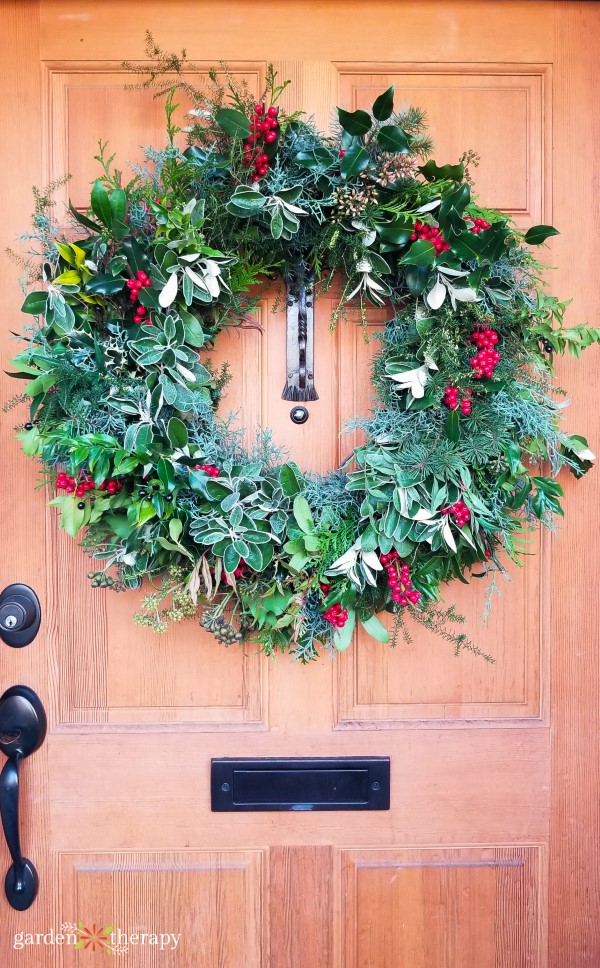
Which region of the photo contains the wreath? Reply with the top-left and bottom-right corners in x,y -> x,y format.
9,56 -> 599,662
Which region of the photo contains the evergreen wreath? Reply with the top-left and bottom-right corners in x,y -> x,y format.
8,51 -> 599,661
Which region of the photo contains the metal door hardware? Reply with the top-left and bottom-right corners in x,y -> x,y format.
211,757 -> 390,812
282,276 -> 319,402
0,585 -> 41,648
290,406 -> 309,424
0,686 -> 47,910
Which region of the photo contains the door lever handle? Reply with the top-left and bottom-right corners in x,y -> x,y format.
0,686 -> 46,909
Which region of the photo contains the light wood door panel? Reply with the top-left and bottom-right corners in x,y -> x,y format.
1,2 -> 598,965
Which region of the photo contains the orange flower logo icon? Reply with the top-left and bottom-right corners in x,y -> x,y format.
73,922 -> 115,954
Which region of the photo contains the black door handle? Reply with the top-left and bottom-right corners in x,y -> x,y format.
0,686 -> 46,909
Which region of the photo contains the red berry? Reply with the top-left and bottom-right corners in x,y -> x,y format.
254,104 -> 263,115
264,131 -> 277,144
267,106 -> 277,118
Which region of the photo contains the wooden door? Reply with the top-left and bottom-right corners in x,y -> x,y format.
1,2 -> 598,965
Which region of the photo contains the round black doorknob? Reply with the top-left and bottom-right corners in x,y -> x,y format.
0,586 -> 41,648
290,406 -> 309,424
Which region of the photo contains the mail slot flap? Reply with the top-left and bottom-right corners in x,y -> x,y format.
211,757 -> 390,812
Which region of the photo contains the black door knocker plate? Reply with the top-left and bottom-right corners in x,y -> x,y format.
211,757 -> 390,812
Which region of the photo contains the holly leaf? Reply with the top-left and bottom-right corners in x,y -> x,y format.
85,274 -> 125,295
377,125 -> 410,153
438,183 -> 471,238
340,144 -> 370,179
419,160 -> 464,182
399,240 -> 436,266
337,107 -> 372,136
372,86 -> 394,121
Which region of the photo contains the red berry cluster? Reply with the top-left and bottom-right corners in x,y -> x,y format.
55,471 -> 96,497
98,478 -> 124,495
380,551 -> 421,606
193,463 -> 221,478
126,270 -> 152,325
442,500 -> 471,528
323,602 -> 349,628
242,104 -> 278,181
443,386 -> 472,415
464,215 -> 491,233
410,221 -> 450,255
468,327 -> 500,379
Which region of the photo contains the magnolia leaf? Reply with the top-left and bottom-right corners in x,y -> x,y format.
451,286 -> 479,303
412,508 -> 436,522
437,265 -> 468,278
215,108 -> 251,139
90,179 -> 112,227
523,224 -> 559,245
360,614 -> 390,644
426,280 -> 446,309
159,271 -> 178,308
361,550 -> 383,571
333,608 -> 356,651
415,198 -> 442,213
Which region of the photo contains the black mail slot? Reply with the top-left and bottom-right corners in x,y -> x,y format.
211,757 -> 390,811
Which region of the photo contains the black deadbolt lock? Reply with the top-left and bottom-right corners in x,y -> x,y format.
290,406 -> 309,425
0,586 -> 41,648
